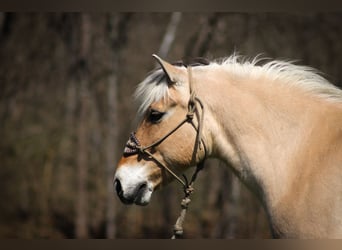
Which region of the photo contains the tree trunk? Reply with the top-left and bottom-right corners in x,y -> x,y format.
184,13 -> 222,58
157,12 -> 182,60
105,13 -> 131,239
105,63 -> 118,239
75,13 -> 91,239
76,77 -> 89,238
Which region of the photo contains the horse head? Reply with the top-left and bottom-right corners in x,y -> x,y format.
113,55 -> 207,205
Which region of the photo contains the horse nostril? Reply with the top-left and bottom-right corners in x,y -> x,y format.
114,179 -> 123,197
138,182 -> 147,193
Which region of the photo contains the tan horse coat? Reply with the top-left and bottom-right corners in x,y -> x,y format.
114,55 -> 342,238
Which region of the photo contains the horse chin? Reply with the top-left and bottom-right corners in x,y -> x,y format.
134,199 -> 150,206
133,187 -> 153,206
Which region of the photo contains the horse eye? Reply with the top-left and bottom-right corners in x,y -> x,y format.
148,110 -> 165,124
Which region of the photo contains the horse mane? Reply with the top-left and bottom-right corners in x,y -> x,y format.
135,54 -> 342,116
215,54 -> 342,103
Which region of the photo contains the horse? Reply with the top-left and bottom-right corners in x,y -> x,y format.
113,54 -> 342,238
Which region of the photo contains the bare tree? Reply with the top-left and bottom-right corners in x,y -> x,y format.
75,13 -> 91,239
184,13 -> 222,58
157,12 -> 182,59
106,13 -> 131,239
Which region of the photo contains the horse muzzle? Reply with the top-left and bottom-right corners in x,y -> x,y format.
114,178 -> 152,206
113,163 -> 154,206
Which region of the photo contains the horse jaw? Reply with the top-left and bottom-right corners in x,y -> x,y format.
114,163 -> 155,206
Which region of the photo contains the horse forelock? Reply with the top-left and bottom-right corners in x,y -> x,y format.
134,59 -> 209,117
134,69 -> 171,117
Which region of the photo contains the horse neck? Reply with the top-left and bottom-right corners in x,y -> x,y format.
195,68 -> 328,207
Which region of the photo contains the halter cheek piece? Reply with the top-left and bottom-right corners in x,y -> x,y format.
122,66 -> 207,239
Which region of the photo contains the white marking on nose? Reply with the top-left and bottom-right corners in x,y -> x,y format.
115,163 -> 150,194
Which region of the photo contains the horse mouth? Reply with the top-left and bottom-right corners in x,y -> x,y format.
114,179 -> 153,206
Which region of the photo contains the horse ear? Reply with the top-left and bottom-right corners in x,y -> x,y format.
152,54 -> 183,85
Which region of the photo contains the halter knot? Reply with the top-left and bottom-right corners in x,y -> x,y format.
186,112 -> 194,120
180,197 -> 191,208
123,132 -> 142,156
184,186 -> 194,196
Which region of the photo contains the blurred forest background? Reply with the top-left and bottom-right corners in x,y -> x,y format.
1,12 -> 342,239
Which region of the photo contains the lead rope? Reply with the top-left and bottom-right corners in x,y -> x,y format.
171,66 -> 206,239
171,160 -> 204,239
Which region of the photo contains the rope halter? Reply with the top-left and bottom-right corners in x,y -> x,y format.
123,66 -> 206,189
123,66 -> 207,238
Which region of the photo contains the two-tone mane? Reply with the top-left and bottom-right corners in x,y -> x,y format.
135,55 -> 342,117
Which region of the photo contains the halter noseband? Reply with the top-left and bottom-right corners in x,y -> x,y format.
123,66 -> 207,189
